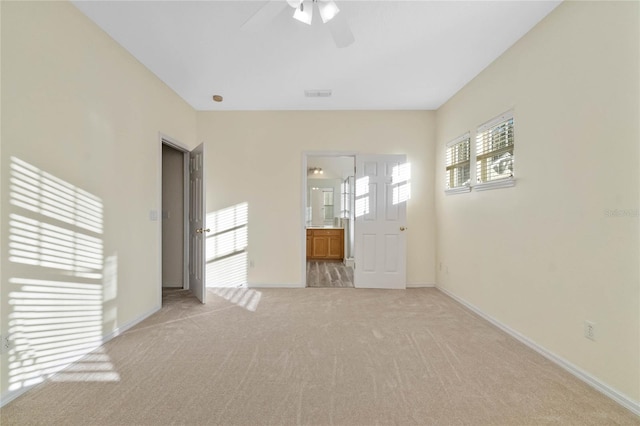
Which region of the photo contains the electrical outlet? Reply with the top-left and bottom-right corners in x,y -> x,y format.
584,321 -> 596,341
0,335 -> 10,354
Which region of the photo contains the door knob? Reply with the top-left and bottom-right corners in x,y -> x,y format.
196,228 -> 210,234
400,226 -> 407,231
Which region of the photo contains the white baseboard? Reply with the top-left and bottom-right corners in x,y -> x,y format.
437,286 -> 640,417
100,304 -> 161,343
0,304 -> 161,408
407,282 -> 436,288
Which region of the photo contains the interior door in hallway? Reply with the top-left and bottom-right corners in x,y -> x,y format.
354,154 -> 408,289
189,143 -> 207,303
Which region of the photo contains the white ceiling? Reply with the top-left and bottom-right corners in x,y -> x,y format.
72,0 -> 561,111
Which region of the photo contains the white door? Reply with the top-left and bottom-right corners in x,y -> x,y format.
354,154 -> 408,289
189,143 -> 207,303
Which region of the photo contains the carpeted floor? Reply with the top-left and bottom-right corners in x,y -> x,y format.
1,288 -> 638,425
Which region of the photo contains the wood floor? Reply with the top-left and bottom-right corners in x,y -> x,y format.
306,260 -> 354,288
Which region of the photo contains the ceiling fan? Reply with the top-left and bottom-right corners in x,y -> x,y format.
241,0 -> 355,48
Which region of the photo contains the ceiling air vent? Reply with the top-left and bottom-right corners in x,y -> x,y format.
305,89 -> 332,98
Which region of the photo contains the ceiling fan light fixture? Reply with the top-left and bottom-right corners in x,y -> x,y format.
293,1 -> 313,25
318,0 -> 339,23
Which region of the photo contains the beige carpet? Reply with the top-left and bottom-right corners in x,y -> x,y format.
2,288 -> 638,425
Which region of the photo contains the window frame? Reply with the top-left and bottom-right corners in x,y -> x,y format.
474,110 -> 516,191
445,132 -> 472,195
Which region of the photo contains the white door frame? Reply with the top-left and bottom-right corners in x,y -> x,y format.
158,133 -> 191,306
301,151 -> 357,287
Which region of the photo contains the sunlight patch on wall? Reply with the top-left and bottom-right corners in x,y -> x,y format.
206,202 -> 248,288
102,255 -> 119,330
6,157 -> 119,391
9,214 -> 103,280
392,162 -> 411,205
355,176 -> 370,218
10,157 -> 103,234
206,252 -> 247,288
7,277 -> 115,389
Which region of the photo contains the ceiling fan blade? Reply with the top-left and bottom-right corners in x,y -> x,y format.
241,0 -> 288,32
326,13 -> 354,48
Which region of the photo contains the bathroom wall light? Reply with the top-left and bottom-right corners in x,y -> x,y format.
308,167 -> 324,175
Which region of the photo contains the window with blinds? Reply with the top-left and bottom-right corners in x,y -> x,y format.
323,189 -> 334,220
445,133 -> 471,192
476,111 -> 514,185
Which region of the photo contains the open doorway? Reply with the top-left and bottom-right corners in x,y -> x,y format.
158,137 -> 207,305
304,154 -> 355,288
161,144 -> 186,290
161,142 -> 189,305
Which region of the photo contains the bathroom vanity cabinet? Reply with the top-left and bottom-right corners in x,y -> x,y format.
306,228 -> 344,260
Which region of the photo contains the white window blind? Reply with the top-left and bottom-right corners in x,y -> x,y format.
476,112 -> 514,185
445,133 -> 471,192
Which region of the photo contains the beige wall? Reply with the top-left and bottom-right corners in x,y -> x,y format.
2,0 -> 637,413
435,1 -> 639,403
1,1 -> 196,400
197,111 -> 436,287
162,145 -> 184,288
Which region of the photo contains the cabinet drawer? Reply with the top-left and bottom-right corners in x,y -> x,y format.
313,229 -> 342,236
